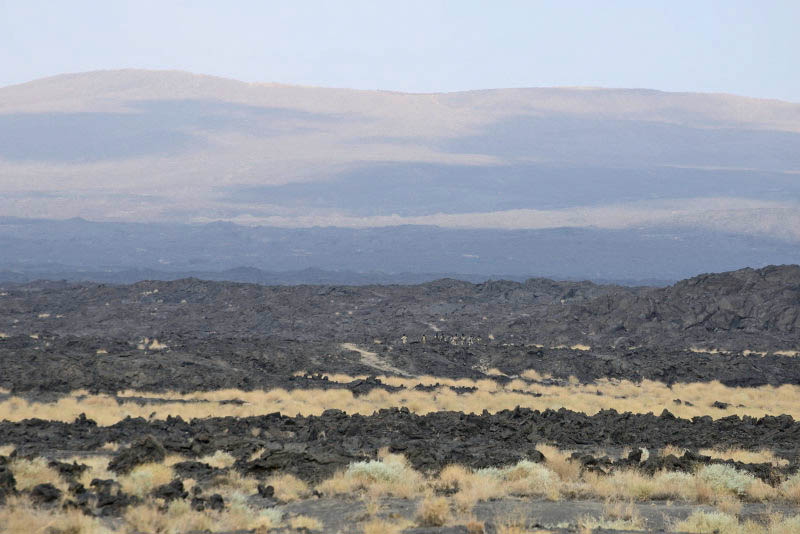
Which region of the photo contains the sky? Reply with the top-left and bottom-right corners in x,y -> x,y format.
1,0 -> 799,101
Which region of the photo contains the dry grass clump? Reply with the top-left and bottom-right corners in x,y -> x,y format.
63,455 -> 115,488
289,514 -> 323,531
779,472 -> 800,504
436,464 -> 472,493
477,460 -> 561,500
452,474 -> 507,513
435,464 -> 505,513
520,369 -> 553,381
768,515 -> 800,534
9,457 -> 68,492
715,494 -> 743,516
578,517 -> 643,533
317,450 -> 425,498
581,469 -> 694,501
659,444 -> 686,457
493,512 -> 532,534
746,478 -> 779,502
700,447 -> 789,467
673,511 -> 743,534
578,502 -> 646,533
437,464 -> 507,512
123,500 -> 213,534
602,499 -> 643,524
361,488 -> 383,517
0,495 -> 110,534
361,518 -> 407,534
207,469 -> 260,495
118,462 -> 174,498
535,443 -> 581,482
164,453 -> 187,466
198,450 -> 236,469
0,444 -> 15,456
122,497 -> 282,534
264,473 -> 311,501
214,491 -> 284,531
416,494 -> 451,527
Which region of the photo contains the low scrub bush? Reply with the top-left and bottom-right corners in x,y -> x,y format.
118,462 -> 174,498
317,453 -> 424,498
416,495 -> 451,527
697,464 -> 756,497
477,460 -> 560,500
264,473 -> 310,501
780,472 -> 800,504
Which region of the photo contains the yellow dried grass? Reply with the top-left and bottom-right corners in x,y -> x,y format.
3,375 -> 797,425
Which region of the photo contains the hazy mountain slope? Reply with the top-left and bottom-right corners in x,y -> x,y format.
2,70 -> 800,281
1,70 -> 799,241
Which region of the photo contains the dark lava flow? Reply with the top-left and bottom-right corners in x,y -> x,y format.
1,265 -> 799,395
3,408 -> 800,481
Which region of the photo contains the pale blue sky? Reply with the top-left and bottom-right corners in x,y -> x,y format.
2,0 -> 799,101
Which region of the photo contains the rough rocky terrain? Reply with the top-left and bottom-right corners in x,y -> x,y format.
3,409 -> 800,478
1,265 -> 800,532
1,265 -> 799,396
2,265 -> 797,351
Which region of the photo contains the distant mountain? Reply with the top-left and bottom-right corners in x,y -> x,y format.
0,70 -> 798,240
2,70 -> 799,281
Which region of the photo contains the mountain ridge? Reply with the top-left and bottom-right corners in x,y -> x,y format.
2,70 -> 799,280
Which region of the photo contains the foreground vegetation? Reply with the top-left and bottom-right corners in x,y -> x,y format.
3,369 -> 799,533
2,444 -> 800,533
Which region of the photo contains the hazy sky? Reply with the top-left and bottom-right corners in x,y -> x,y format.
2,0 -> 799,101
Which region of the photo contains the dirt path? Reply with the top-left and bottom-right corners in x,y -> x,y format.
341,342 -> 411,376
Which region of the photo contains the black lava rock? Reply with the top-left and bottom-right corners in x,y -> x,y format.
30,483 -> 62,505
152,479 -> 187,501
109,435 -> 166,475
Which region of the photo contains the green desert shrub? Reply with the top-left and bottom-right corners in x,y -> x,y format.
697,464 -> 755,496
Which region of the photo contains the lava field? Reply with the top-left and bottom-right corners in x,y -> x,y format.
1,265 -> 799,533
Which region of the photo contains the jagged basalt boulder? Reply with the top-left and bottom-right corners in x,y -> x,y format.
48,459 -> 89,481
152,479 -> 187,501
191,493 -> 224,512
109,435 -> 166,475
0,464 -> 17,504
30,483 -> 62,505
172,460 -> 220,481
238,444 -> 362,482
